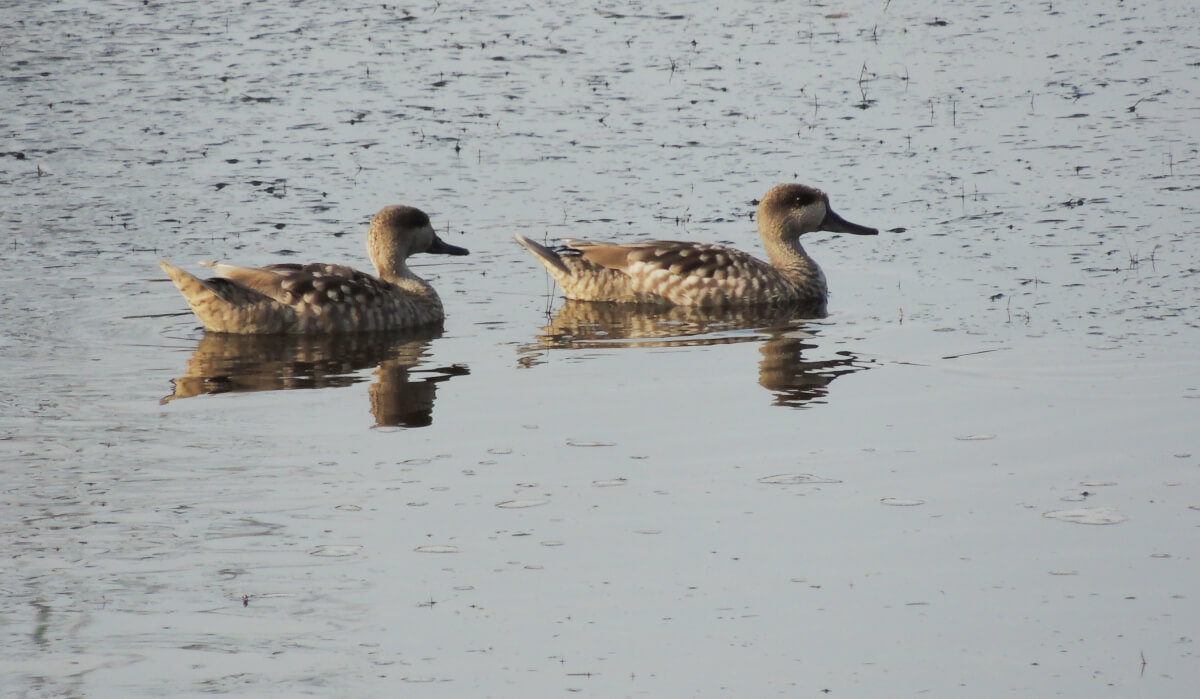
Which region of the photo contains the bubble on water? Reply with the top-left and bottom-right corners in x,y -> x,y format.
335,504 -> 361,511
1043,507 -> 1127,525
1080,481 -> 1117,487
758,473 -> 842,485
488,448 -> 513,455
310,545 -> 361,557
496,499 -> 548,509
414,545 -> 459,554
880,497 -> 925,506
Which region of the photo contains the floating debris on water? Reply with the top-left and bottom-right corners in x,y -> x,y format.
310,545 -> 362,557
759,473 -> 843,485
496,499 -> 549,509
414,545 -> 459,554
593,478 -> 628,487
1043,507 -> 1128,525
566,438 -> 616,447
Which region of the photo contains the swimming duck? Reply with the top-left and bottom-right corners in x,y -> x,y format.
514,184 -> 877,307
159,205 -> 469,334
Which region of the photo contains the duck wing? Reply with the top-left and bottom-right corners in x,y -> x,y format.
564,239 -> 772,279
205,261 -> 392,305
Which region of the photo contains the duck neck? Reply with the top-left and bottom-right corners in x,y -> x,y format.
387,265 -> 436,296
376,261 -> 442,313
374,249 -> 425,286
763,235 -> 823,279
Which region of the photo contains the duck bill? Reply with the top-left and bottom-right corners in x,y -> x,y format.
820,207 -> 878,236
427,234 -> 470,256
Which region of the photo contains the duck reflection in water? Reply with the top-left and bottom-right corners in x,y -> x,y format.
518,301 -> 870,408
163,327 -> 468,427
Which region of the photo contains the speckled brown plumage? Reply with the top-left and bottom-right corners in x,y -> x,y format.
160,205 -> 469,334
515,184 -> 877,307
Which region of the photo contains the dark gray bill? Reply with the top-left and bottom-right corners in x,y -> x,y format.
427,234 -> 470,256
820,207 -> 878,236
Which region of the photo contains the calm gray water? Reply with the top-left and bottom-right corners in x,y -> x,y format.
3,0 -> 1199,696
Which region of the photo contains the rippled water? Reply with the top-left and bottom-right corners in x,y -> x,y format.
3,0 -> 1199,696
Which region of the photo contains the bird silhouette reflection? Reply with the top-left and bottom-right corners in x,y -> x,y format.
163,327 -> 467,427
518,301 -> 870,408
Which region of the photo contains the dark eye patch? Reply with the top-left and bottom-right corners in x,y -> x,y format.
792,190 -> 820,207
391,207 -> 431,230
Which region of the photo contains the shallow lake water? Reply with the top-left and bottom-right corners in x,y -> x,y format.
3,0 -> 1199,696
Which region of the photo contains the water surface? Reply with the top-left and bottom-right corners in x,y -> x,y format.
2,1 -> 1198,696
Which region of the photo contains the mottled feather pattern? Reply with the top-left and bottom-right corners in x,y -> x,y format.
514,184 -> 877,308
266,264 -> 396,306
623,242 -> 772,279
557,238 -> 810,306
161,205 -> 468,334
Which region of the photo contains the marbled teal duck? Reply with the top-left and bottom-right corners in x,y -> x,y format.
160,205 -> 468,334
514,184 -> 877,307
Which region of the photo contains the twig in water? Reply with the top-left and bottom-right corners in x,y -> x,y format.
857,62 -> 870,109
942,348 -> 1009,360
